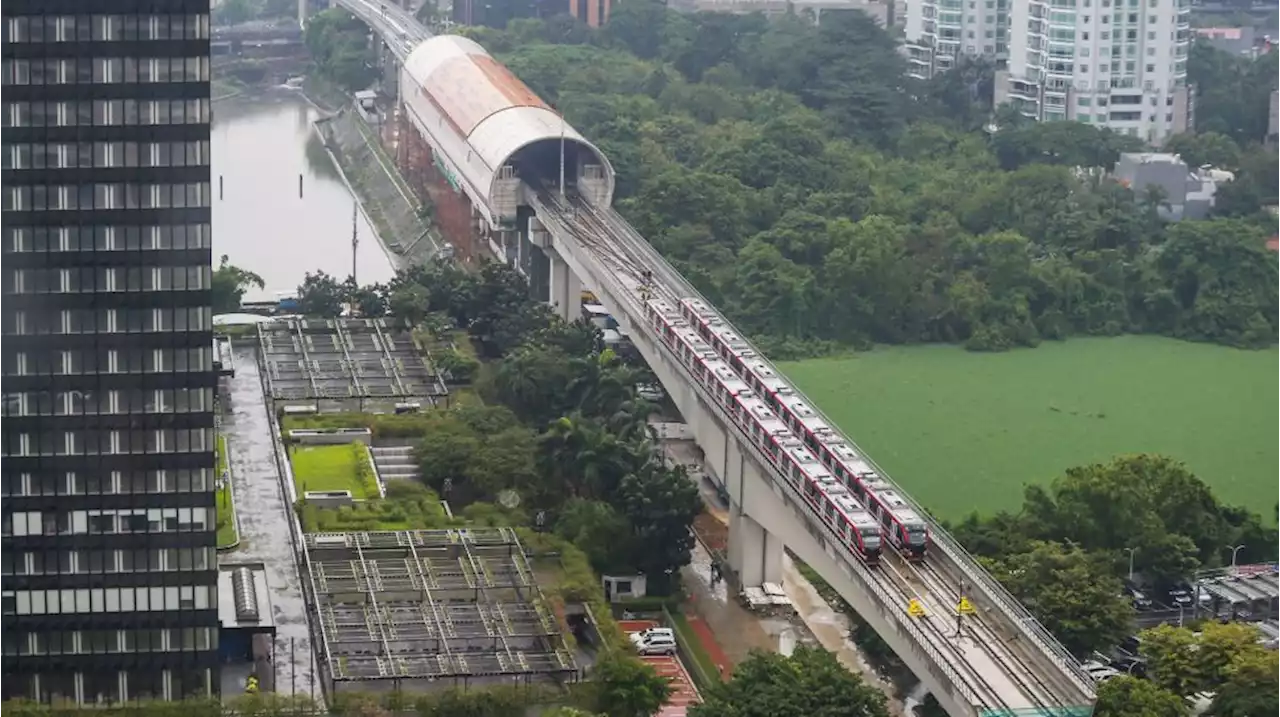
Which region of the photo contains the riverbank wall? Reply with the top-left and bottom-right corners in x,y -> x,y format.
314,105 -> 443,269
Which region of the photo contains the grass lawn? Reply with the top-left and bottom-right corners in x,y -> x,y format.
215,436 -> 238,548
290,443 -> 376,498
780,336 -> 1278,520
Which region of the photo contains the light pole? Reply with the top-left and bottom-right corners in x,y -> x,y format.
1123,547 -> 1137,581
1229,544 -> 1246,571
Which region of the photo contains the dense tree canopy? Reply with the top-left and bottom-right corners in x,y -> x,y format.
304,9 -> 377,92
953,455 -> 1277,656
689,646 -> 889,717
455,9 -> 1277,358
383,260 -> 701,591
1138,622 -> 1278,713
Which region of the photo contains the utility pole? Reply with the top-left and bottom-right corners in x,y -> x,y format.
351,200 -> 359,287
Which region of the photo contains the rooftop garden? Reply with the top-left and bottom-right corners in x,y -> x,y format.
288,443 -> 378,499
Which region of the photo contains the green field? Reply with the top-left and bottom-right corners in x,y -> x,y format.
780,336 -> 1278,520
215,436 -> 238,548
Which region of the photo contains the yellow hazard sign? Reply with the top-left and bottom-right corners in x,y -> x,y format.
956,596 -> 976,615
907,598 -> 927,618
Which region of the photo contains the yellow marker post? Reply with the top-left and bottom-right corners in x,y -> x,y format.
907,598 -> 927,618
956,596 -> 976,615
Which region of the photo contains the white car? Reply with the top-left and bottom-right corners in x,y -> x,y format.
629,628 -> 677,656
1081,660 -> 1121,683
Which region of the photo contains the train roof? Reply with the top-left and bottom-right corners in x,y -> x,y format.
705,322 -> 755,353
647,299 -> 681,320
832,495 -> 879,529
743,359 -> 793,392
780,396 -> 831,431
709,362 -> 750,392
827,441 -> 862,463
680,297 -> 716,318
878,490 -> 925,524
814,473 -> 846,494
743,397 -> 787,431
784,443 -> 822,467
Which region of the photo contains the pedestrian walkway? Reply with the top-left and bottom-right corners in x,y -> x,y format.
620,620 -> 701,717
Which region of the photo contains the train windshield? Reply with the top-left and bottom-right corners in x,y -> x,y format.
905,525 -> 927,546
862,529 -> 881,550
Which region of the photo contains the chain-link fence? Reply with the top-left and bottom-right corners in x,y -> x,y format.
316,107 -> 442,269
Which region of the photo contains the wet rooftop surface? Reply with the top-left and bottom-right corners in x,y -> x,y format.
220,346 -> 322,700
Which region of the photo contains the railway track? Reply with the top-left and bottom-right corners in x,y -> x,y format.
528,188 -> 1088,716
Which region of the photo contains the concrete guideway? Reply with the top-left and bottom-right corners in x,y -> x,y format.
527,193 -> 1096,717
324,7 -> 1096,715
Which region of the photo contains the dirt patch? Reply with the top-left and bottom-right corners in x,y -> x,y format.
693,511 -> 728,554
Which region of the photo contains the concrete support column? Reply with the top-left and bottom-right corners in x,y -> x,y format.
728,509 -> 783,588
547,249 -> 581,322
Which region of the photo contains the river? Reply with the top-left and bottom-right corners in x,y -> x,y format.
211,90 -> 396,303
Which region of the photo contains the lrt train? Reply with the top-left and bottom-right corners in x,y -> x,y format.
675,297 -> 930,562
643,299 -> 883,566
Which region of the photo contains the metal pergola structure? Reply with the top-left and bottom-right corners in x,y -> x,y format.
301,529 -> 577,692
258,318 -> 447,411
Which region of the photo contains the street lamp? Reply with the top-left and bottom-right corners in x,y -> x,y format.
1229,544 -> 1246,571
1123,547 -> 1137,581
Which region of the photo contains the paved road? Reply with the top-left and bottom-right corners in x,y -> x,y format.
222,345 -> 320,701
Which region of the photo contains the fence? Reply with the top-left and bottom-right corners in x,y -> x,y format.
660,606 -> 717,693
315,107 -> 441,267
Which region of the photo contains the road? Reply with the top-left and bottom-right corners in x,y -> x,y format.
221,345 -> 320,700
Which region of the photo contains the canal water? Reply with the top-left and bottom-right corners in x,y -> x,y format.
211,91 -> 395,303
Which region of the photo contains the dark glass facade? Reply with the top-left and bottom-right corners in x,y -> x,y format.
1,1 -> 219,703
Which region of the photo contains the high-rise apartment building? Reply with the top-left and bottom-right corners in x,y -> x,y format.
904,0 -> 1010,78
905,0 -> 1194,144
2,2 -> 220,704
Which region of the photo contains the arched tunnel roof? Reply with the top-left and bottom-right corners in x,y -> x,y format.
401,35 -> 616,221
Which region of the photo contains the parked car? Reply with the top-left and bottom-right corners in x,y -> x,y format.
1124,585 -> 1154,611
1082,660 -> 1122,683
1167,584 -> 1194,609
629,628 -> 677,656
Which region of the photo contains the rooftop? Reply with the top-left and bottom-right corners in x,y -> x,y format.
258,318 -> 447,409
302,529 -> 577,688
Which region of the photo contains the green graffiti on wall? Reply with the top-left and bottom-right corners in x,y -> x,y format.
432,153 -> 462,194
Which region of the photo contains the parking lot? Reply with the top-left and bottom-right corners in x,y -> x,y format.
620,619 -> 700,717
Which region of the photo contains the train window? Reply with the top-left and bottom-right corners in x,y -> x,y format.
879,512 -> 892,529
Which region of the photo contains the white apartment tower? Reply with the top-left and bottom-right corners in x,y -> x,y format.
906,0 -> 1194,144
904,0 -> 1010,77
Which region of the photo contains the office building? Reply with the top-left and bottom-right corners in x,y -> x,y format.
2,2 -> 220,704
906,0 -> 1194,144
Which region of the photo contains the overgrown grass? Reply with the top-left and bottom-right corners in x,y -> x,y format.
215,436 -> 238,548
289,443 -> 378,498
781,336 -> 1279,519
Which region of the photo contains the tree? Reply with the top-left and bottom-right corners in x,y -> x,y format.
303,9 -> 377,92
615,466 -> 702,594
1161,132 -> 1242,171
1211,644 -> 1279,717
690,646 -> 889,717
296,271 -> 347,318
986,541 -> 1133,658
214,0 -> 254,26
1140,622 -> 1275,701
555,498 -> 632,575
211,255 -> 265,314
1094,676 -> 1188,717
1020,455 -> 1236,585
589,650 -> 671,717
